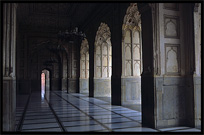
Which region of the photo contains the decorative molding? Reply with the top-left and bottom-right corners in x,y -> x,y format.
122,24 -> 141,31
152,4 -> 161,76
164,15 -> 180,39
95,23 -> 111,45
123,3 -> 141,28
165,44 -> 181,76
80,38 -> 89,79
80,38 -> 89,54
94,22 -> 111,78
123,3 -> 142,77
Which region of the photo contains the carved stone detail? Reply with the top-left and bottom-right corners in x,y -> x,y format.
165,44 -> 180,75
122,3 -> 142,77
80,38 -> 89,79
94,23 -> 112,78
123,3 -> 141,30
164,15 -> 180,39
95,23 -> 111,45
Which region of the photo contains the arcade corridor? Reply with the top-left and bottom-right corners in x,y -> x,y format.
15,91 -> 201,132
2,2 -> 202,133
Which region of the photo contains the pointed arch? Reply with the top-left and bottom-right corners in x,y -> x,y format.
79,38 -> 89,94
121,3 -> 142,105
122,3 -> 142,77
94,22 -> 112,97
80,38 -> 89,79
94,23 -> 112,78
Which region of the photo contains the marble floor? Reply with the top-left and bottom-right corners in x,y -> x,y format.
15,90 -> 201,132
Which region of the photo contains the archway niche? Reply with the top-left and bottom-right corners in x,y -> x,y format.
41,69 -> 51,99
80,38 -> 89,94
121,3 -> 142,108
94,22 -> 112,97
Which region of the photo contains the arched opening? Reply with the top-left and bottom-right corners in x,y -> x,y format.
41,72 -> 45,98
121,3 -> 142,111
94,22 -> 112,99
80,38 -> 89,94
41,69 -> 50,99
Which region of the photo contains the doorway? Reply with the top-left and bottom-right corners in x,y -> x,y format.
41,69 -> 50,99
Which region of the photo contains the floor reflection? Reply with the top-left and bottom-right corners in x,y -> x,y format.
15,91 -> 201,132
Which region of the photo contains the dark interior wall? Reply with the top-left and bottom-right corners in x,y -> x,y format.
16,3 -> 130,95
16,3 -> 104,94
16,31 -> 62,93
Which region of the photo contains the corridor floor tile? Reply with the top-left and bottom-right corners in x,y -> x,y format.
24,115 -> 55,120
22,127 -> 62,132
22,123 -> 60,130
16,91 -> 200,132
60,116 -> 91,122
87,111 -> 116,116
55,111 -> 83,115
23,119 -> 57,124
25,112 -> 53,116
104,121 -> 141,129
57,113 -> 87,117
158,126 -> 192,132
113,127 -> 158,132
96,117 -> 133,124
171,128 -> 201,132
26,110 -> 51,113
128,116 -> 141,121
92,114 -> 123,119
80,107 -> 104,110
54,109 -> 78,112
120,113 -> 141,117
66,124 -> 106,132
113,110 -> 140,114
62,120 -> 98,127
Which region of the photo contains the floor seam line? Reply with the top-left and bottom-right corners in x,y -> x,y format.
16,92 -> 32,132
68,92 -> 144,130
53,91 -> 112,132
45,94 -> 66,132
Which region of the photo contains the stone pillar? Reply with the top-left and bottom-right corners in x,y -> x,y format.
66,53 -> 69,93
111,4 -> 123,105
138,3 -> 155,128
88,29 -> 95,97
193,3 -> 201,128
62,44 -> 69,93
3,3 -> 17,131
76,39 -> 81,93
138,3 -> 196,128
61,52 -> 68,91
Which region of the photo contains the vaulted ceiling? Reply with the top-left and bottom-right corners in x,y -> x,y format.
17,3 -> 111,32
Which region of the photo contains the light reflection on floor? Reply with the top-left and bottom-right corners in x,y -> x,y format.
15,90 -> 201,132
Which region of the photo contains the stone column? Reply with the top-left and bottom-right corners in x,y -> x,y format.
3,3 -> 17,131
66,53 -> 69,93
111,4 -> 123,105
138,3 -> 155,128
76,39 -> 81,93
61,51 -> 68,91
62,44 -> 70,93
193,3 -> 201,128
138,3 -> 196,128
87,29 -> 95,97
